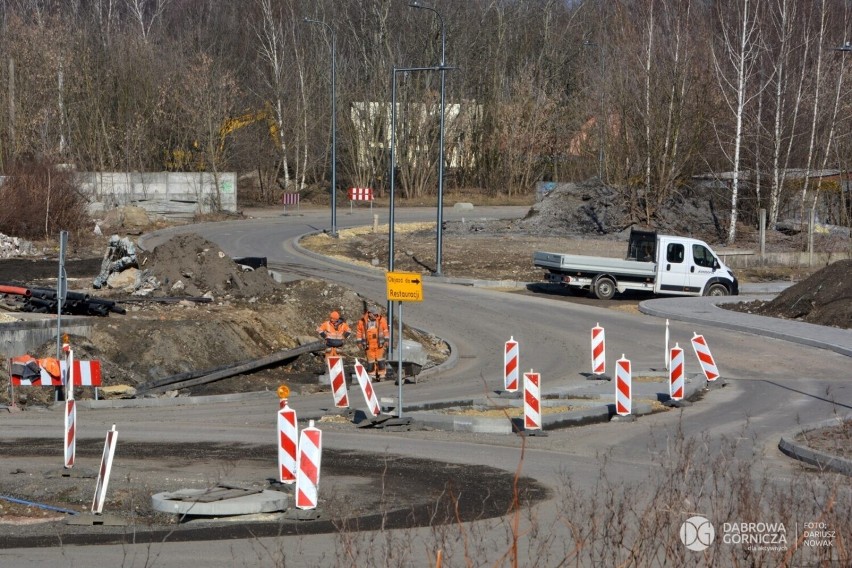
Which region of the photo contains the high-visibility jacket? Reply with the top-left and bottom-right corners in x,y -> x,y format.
356,314 -> 388,349
317,318 -> 351,346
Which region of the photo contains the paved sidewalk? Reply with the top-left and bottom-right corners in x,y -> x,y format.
639,294 -> 852,358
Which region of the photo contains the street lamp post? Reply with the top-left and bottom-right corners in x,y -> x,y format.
409,1 -> 447,276
387,64 -> 455,350
305,18 -> 338,237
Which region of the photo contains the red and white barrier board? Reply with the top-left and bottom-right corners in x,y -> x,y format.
326,356 -> 349,408
591,324 -> 605,375
91,424 -> 118,514
278,401 -> 298,484
523,370 -> 542,431
10,366 -> 61,386
281,193 -> 300,206
504,337 -> 519,392
61,360 -> 102,386
347,187 -> 374,201
615,356 -> 632,416
353,359 -> 381,417
295,420 -> 322,510
669,344 -> 684,401
691,333 -> 719,382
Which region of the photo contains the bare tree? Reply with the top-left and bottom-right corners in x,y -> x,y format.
712,0 -> 765,243
125,0 -> 170,43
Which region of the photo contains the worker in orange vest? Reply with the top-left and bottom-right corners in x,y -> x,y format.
356,305 -> 389,381
316,310 -> 351,357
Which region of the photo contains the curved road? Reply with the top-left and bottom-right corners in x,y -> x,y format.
3,206 -> 849,567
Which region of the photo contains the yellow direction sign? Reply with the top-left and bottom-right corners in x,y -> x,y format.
386,271 -> 423,302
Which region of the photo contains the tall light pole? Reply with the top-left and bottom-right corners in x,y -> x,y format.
387,64 -> 454,350
583,40 -> 605,182
409,1 -> 447,276
305,18 -> 338,237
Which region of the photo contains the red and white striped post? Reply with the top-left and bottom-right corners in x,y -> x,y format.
63,344 -> 76,469
64,399 -> 76,469
669,344 -> 684,401
91,424 -> 118,514
295,420 -> 322,510
278,400 -> 298,484
615,355 -> 632,416
523,370 -> 542,431
691,333 -> 720,382
504,337 -> 519,392
326,355 -> 349,408
591,323 -> 605,375
353,359 -> 381,417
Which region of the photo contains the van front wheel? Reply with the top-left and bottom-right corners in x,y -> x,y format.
705,283 -> 729,297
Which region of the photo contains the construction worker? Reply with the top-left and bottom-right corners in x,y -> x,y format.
356,305 -> 389,381
317,311 -> 351,357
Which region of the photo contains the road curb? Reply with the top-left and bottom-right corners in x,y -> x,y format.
777,415 -> 852,476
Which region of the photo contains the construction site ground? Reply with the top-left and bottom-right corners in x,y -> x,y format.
1,195 -> 850,540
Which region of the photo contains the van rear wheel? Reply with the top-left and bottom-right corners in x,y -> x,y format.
593,277 -> 616,300
705,283 -> 729,297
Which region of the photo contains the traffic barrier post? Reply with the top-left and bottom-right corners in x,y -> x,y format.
591,323 -> 605,375
91,424 -> 118,514
64,345 -> 76,468
353,358 -> 381,417
691,333 -> 720,382
669,344 -> 684,401
295,420 -> 322,510
278,400 -> 298,484
504,337 -> 519,392
615,355 -> 632,416
326,355 -> 349,408
523,370 -> 542,431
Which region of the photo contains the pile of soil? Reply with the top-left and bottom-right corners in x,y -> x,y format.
745,259 -> 852,329
135,233 -> 278,299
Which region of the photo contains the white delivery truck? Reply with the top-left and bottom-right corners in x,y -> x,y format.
533,229 -> 739,300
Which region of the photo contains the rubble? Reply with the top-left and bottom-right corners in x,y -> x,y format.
0,232 -> 37,259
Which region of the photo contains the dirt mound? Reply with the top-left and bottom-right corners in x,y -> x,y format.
752,259 -> 852,329
440,180 -> 726,243
138,233 -> 278,298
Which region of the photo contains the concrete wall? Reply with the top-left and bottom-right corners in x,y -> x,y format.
721,251 -> 851,268
77,172 -> 237,220
0,316 -> 92,362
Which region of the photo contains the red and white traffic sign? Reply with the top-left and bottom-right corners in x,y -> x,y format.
278,401 -> 298,484
523,370 -> 542,431
295,420 -> 322,510
591,323 -> 605,375
669,344 -> 684,401
353,358 -> 381,417
615,355 -> 632,416
691,333 -> 719,382
326,356 -> 349,408
504,337 -> 519,392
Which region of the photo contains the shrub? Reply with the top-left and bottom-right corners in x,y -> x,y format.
0,160 -> 90,240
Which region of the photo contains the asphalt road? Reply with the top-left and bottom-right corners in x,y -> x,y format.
3,206 -> 849,567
